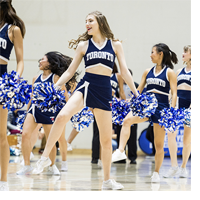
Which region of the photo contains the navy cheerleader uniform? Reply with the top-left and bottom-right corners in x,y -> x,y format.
176,67 -> 191,109
75,38 -> 115,111
110,73 -> 119,96
146,66 -> 170,123
28,73 -> 61,124
0,23 -> 14,77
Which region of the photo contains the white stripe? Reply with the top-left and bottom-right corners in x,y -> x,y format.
0,23 -> 7,32
91,38 -> 107,50
75,81 -> 90,107
0,55 -> 8,62
86,63 -> 112,71
146,89 -> 169,96
28,104 -> 37,123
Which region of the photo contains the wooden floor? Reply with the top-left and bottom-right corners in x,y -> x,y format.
5,152 -> 191,192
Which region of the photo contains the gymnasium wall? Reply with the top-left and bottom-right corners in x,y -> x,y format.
9,0 -> 191,150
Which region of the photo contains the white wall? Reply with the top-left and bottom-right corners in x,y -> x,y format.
9,0 -> 191,150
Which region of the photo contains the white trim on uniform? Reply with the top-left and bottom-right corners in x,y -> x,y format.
86,63 -> 112,71
91,38 -> 107,50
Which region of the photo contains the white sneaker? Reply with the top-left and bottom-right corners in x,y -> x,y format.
32,157 -> 52,174
16,165 -> 33,175
20,152 -> 34,166
151,172 -> 160,183
61,161 -> 68,171
112,149 -> 127,162
163,166 -> 179,178
67,143 -> 72,151
0,182 -> 9,191
97,159 -> 102,168
48,164 -> 60,175
179,167 -> 188,178
102,179 -> 124,190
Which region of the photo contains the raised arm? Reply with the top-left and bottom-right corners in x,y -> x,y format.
55,41 -> 86,87
113,41 -> 138,97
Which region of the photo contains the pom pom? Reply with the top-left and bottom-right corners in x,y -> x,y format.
112,97 -> 131,125
0,71 -> 32,111
71,107 -> 94,132
16,112 -> 27,131
158,107 -> 185,132
183,108 -> 191,127
130,92 -> 158,119
32,82 -> 66,113
10,147 -> 20,156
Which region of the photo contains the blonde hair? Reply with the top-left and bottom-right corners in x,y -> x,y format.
69,11 -> 119,50
183,45 -> 191,65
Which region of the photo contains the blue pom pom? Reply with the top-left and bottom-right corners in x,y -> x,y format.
0,71 -> 32,111
130,92 -> 158,119
32,82 -> 66,113
71,107 -> 94,132
158,107 -> 185,132
112,97 -> 131,125
16,112 -> 27,131
183,108 -> 191,127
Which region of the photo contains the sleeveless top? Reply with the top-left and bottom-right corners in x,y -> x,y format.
110,73 -> 119,95
177,67 -> 191,87
84,38 -> 116,71
33,73 -> 55,89
0,23 -> 14,62
146,66 -> 170,96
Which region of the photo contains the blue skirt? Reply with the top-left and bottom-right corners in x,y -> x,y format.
177,90 -> 191,109
150,93 -> 169,124
75,72 -> 112,111
28,103 -> 60,124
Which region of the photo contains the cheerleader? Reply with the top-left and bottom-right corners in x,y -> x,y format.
164,45 -> 191,178
32,11 -> 139,190
112,43 -> 178,183
16,51 -> 78,175
0,0 -> 25,191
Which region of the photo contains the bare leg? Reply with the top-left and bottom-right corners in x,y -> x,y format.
153,123 -> 166,173
118,111 -> 148,152
0,106 -> 9,182
167,130 -> 178,167
66,128 -> 79,144
42,91 -> 84,158
58,127 -> 67,161
181,125 -> 191,168
30,124 -> 42,150
43,124 -> 56,166
22,114 -> 38,166
93,108 -> 112,181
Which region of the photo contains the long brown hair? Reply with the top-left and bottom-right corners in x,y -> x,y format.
0,0 -> 26,38
69,11 -> 119,50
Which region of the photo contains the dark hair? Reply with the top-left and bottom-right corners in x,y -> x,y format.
0,0 -> 26,38
112,62 -> 118,73
45,51 -> 80,91
153,43 -> 178,69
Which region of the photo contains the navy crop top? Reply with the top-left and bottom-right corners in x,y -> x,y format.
146,66 -> 170,96
177,67 -> 191,87
84,38 -> 116,71
0,23 -> 14,62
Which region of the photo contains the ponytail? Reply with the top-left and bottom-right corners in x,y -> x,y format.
153,43 -> 178,69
